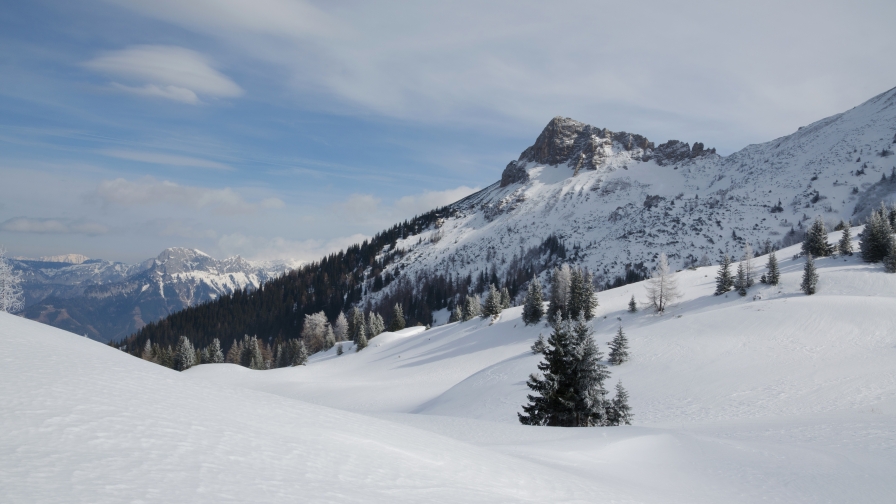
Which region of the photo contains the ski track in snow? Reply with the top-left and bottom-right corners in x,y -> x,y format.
3,230 -> 896,503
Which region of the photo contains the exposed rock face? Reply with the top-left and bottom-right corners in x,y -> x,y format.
500,161 -> 529,187
518,116 -> 655,172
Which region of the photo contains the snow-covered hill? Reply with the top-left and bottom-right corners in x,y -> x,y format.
363,86 -> 896,306
4,229 -> 895,503
17,247 -> 296,342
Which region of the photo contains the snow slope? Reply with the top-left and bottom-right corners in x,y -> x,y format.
3,230 -> 895,503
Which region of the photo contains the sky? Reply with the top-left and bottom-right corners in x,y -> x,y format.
1,0 -> 894,264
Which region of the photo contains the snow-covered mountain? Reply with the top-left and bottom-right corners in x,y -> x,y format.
3,228 -> 895,503
17,248 -> 296,342
363,86 -> 896,306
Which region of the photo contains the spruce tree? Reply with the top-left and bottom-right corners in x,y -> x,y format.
207,338 -> 224,363
547,264 -> 572,326
627,295 -> 637,313
608,327 -> 629,365
226,341 -> 241,364
802,216 -> 833,257
500,287 -> 512,310
368,313 -> 385,337
450,303 -> 463,323
324,325 -> 336,350
883,234 -> 896,273
838,222 -> 853,255
336,343 -> 343,356
742,245 -> 755,287
142,339 -> 155,362
570,317 -> 609,427
356,325 -> 368,351
735,262 -> 748,296
200,348 -> 210,364
606,382 -> 633,426
522,276 -> 545,325
483,284 -> 502,317
801,254 -> 818,295
859,204 -> 894,262
765,251 -> 780,286
519,317 -> 575,426
173,336 -> 196,371
294,340 -> 309,365
463,294 -> 481,320
351,309 -> 366,343
531,334 -> 547,354
388,304 -> 406,331
715,255 -> 734,295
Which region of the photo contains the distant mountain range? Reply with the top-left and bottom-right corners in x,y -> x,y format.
14,248 -> 296,342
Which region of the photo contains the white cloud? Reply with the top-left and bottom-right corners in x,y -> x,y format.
0,217 -> 109,235
97,149 -> 234,170
331,185 -> 479,226
90,177 -> 283,215
216,232 -> 368,263
85,45 -> 243,104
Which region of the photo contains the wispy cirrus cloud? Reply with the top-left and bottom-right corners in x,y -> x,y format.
0,217 -> 109,235
84,45 -> 243,104
97,149 -> 234,171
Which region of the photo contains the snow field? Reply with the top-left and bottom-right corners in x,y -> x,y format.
3,230 -> 896,502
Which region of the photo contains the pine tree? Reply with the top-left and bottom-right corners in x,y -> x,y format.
547,264 -> 572,326
802,216 -> 833,257
483,284 -> 502,317
463,294 -> 481,321
608,327 -> 629,365
742,244 -> 755,287
519,317 -> 575,426
324,325 -> 336,350
734,261 -> 748,296
500,287 -> 512,309
200,348 -> 210,364
606,382 -> 633,426
356,324 -> 368,351
522,276 -> 545,325
226,341 -> 241,364
334,312 -> 349,342
450,303 -> 463,323
531,334 -> 547,354
838,222 -> 853,256
173,336 -> 196,371
368,312 -> 385,338
883,234 -> 896,273
336,343 -> 344,355
351,308 -> 366,343
570,317 -> 609,427
715,255 -> 734,295
765,252 -> 780,286
388,303 -> 406,331
142,339 -> 155,362
859,203 -> 894,262
801,254 -> 818,295
207,338 -> 224,363
0,247 -> 24,314
627,295 -> 637,313
294,340 -> 308,365
569,269 -> 596,321
645,253 -> 680,313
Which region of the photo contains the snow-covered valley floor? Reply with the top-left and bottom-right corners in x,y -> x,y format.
2,231 -> 895,503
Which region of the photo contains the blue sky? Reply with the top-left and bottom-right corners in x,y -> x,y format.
1,0 -> 894,263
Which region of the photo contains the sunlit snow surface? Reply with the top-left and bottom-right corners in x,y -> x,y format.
2,231 -> 895,503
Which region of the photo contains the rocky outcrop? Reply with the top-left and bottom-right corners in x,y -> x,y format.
518,116 -> 654,172
500,161 -> 529,187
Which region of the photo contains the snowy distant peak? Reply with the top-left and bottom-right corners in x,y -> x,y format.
38,254 -> 90,264
515,116 -> 715,176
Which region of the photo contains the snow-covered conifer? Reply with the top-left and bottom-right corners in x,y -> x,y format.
627,295 -> 637,313
483,284 -> 502,317
606,382 -> 633,426
173,336 -> 196,371
226,341 -> 241,364
859,204 -> 893,262
734,262 -> 748,296
334,312 -> 349,342
142,339 -> 154,362
0,247 -> 24,314
838,222 -> 853,256
883,234 -> 896,273
368,312 -> 385,338
531,334 -> 547,354
765,251 -> 780,286
356,325 -> 368,351
450,303 -> 463,323
697,253 -> 712,267
324,325 -> 336,350
519,317 -> 574,426
608,327 -> 629,365
351,308 -> 366,343
302,311 -> 331,353
463,294 -> 481,320
801,254 -> 818,295
570,317 -> 609,426
209,338 -> 224,363
388,304 -> 406,331
522,276 -> 545,325
293,340 -> 308,365
336,343 -> 343,356
715,255 -> 734,295
803,216 -> 833,257
200,348 -> 210,364
547,264 -> 572,325
645,253 -> 680,313
743,244 -> 755,287
500,287 -> 512,309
